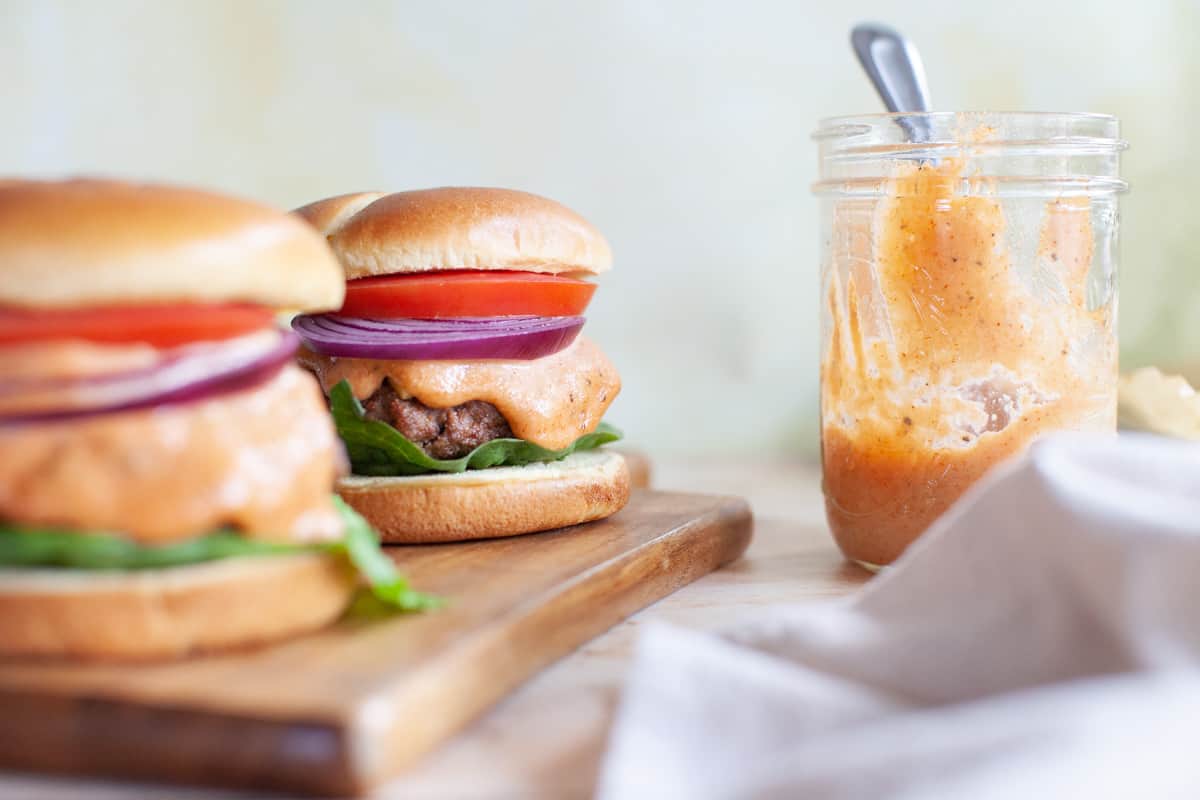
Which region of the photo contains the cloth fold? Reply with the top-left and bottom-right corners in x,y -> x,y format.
599,434 -> 1200,799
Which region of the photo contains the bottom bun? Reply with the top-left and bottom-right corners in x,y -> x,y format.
337,450 -> 632,543
0,553 -> 356,660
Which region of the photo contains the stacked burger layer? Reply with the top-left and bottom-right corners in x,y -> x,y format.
0,179 -> 434,660
291,187 -> 630,543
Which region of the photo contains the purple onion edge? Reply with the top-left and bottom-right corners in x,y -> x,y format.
0,332 -> 301,427
292,314 -> 586,361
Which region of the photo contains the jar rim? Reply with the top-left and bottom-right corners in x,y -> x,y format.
816,110 -> 1118,130
813,111 -> 1126,152
812,111 -> 1127,195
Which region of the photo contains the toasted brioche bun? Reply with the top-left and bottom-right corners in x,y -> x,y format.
291,191 -> 387,237
293,187 -> 612,279
0,178 -> 344,311
0,553 -> 356,660
336,450 -> 631,543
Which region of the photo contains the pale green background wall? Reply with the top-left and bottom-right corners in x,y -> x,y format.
1,0 -> 1192,455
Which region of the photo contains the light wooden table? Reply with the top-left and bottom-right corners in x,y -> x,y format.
0,460 -> 869,800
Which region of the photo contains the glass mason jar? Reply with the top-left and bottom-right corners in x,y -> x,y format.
812,112 -> 1126,568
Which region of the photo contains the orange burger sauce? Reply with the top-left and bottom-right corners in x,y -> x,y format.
820,157 -> 1117,566
298,336 -> 621,451
0,364 -> 346,545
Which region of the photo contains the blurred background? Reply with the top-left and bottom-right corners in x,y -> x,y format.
1,0 -> 1192,457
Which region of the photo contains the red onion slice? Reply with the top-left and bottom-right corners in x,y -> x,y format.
291,315 -> 585,361
0,330 -> 299,426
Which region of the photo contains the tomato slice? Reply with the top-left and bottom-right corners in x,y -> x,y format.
0,303 -> 276,348
340,270 -> 597,319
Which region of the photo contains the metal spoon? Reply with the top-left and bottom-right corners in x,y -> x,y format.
850,23 -> 933,143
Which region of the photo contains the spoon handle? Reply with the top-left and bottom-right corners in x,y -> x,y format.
851,23 -> 933,143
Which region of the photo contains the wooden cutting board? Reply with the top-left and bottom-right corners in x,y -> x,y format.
0,489 -> 751,797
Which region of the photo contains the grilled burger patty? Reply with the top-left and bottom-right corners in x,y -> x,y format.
361,383 -> 513,459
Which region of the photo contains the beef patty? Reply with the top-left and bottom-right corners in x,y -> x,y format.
361,383 -> 513,459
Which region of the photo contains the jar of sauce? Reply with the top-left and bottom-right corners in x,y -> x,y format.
813,113 -> 1126,567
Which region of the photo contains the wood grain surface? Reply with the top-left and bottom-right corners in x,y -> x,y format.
0,489 -> 751,797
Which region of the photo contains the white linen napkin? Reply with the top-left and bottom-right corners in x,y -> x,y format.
598,434 -> 1200,799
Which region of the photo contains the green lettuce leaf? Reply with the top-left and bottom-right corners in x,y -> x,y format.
0,526 -> 299,569
328,380 -> 622,476
334,497 -> 440,611
0,498 -> 439,611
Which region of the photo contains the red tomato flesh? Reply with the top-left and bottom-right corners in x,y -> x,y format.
339,270 -> 596,319
0,304 -> 276,348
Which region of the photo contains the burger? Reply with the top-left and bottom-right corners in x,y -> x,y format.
0,179 -> 432,660
291,187 -> 630,542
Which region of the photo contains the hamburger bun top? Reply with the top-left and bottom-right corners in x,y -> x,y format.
293,187 -> 612,279
0,178 -> 345,311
